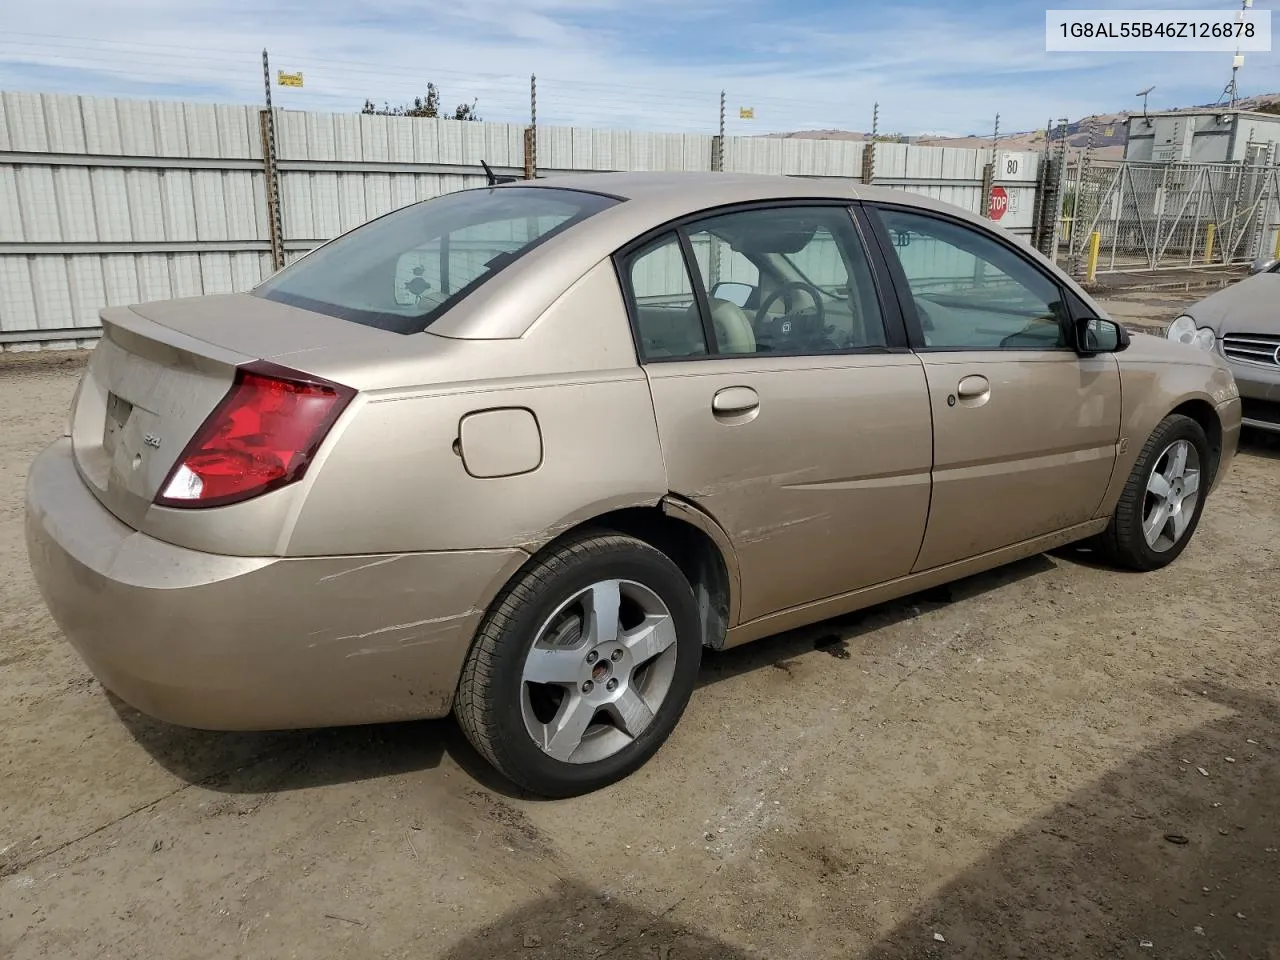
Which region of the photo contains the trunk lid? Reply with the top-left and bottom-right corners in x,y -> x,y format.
70,294 -> 374,531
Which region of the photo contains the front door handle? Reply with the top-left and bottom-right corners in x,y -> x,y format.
711,386 -> 759,416
956,375 -> 990,400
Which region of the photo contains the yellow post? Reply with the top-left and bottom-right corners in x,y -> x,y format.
1085,231 -> 1101,283
1273,226 -> 1279,261
1204,223 -> 1217,263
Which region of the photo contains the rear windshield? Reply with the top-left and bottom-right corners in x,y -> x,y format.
253,186 -> 619,334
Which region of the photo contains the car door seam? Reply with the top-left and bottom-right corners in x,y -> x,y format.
908,351 -> 936,574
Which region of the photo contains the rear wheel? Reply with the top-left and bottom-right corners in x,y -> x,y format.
1095,414 -> 1210,571
454,532 -> 702,797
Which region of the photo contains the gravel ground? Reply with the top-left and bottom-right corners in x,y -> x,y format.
1,305 -> 1277,960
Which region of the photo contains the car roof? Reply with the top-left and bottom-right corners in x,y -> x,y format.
533,170 -> 853,201
522,170 -> 950,217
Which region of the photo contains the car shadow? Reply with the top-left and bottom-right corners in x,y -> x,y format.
107,692 -> 451,792
431,878 -> 752,960
697,553 -> 1056,688
109,688 -> 554,800
1240,428 -> 1280,460
1048,540 -> 1128,572
859,681 -> 1280,960
111,553 -> 1059,798
363,682 -> 1280,958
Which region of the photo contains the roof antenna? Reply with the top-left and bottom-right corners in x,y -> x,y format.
480,159 -> 518,186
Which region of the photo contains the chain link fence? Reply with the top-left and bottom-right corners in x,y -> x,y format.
1063,155 -> 1280,277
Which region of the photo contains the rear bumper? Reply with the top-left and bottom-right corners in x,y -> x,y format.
24,439 -> 528,730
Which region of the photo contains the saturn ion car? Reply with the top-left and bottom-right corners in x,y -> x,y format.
26,172 -> 1241,796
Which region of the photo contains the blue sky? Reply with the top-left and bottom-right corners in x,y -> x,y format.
1,0 -> 1275,136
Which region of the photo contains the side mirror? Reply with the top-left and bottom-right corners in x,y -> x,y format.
709,281 -> 754,309
1073,316 -> 1129,356
1248,257 -> 1279,275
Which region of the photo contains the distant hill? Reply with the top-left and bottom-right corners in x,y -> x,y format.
767,93 -> 1280,161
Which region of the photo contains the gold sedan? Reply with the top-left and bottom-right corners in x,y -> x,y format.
25,172 -> 1241,796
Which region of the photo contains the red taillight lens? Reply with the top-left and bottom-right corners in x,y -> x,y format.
155,361 -> 354,509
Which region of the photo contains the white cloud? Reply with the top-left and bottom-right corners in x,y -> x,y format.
1,0 -> 1275,136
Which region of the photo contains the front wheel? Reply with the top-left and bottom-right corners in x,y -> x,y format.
454,532 -> 702,797
1095,414 -> 1211,571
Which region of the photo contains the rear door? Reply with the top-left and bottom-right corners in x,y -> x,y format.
865,204 -> 1122,571
619,203 -> 933,625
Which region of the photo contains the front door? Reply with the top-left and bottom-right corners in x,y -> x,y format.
868,205 -> 1122,571
617,205 -> 934,624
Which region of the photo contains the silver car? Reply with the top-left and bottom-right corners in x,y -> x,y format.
1169,257 -> 1280,433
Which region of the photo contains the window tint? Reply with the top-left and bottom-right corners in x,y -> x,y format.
685,206 -> 887,356
254,187 -> 617,334
877,208 -> 1067,350
626,234 -> 708,360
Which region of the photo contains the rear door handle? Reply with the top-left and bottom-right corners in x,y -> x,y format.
956,375 -> 990,399
711,386 -> 759,416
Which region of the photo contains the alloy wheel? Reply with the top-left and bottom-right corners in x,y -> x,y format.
520,579 -> 679,764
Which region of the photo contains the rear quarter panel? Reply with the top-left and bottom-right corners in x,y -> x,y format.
285,260 -> 668,555
1100,334 -> 1241,513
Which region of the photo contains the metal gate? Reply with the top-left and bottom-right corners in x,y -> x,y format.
1067,156 -> 1280,275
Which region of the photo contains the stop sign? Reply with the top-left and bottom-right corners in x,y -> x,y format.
988,186 -> 1009,221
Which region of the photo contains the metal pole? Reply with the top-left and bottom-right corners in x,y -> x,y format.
1069,118 -> 1096,277
1049,117 -> 1069,260
530,74 -> 537,178
261,49 -> 284,271
1086,231 -> 1101,283
992,112 -> 1001,165
1249,141 -> 1277,259
871,102 -> 879,139
717,89 -> 726,171
1110,165 -> 1121,271
1152,164 -> 1170,269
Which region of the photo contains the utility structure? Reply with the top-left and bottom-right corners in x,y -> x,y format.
1217,0 -> 1254,108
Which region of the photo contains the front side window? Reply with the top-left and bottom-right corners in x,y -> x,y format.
684,206 -> 888,356
254,187 -> 618,334
876,207 -> 1067,350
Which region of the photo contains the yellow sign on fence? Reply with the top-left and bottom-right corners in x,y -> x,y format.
739,107 -> 754,120
277,71 -> 304,88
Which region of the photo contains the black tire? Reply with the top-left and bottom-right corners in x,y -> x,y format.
1094,413 -> 1211,571
454,531 -> 702,797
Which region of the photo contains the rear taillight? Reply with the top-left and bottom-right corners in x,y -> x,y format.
155,361 -> 354,509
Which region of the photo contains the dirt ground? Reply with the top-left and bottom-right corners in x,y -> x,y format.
2,297 -> 1278,960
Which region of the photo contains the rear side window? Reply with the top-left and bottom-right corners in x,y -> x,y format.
254,187 -> 619,334
624,234 -> 709,360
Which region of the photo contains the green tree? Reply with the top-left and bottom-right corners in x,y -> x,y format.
362,82 -> 481,121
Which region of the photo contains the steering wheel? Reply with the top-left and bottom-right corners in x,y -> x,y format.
754,281 -> 826,330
